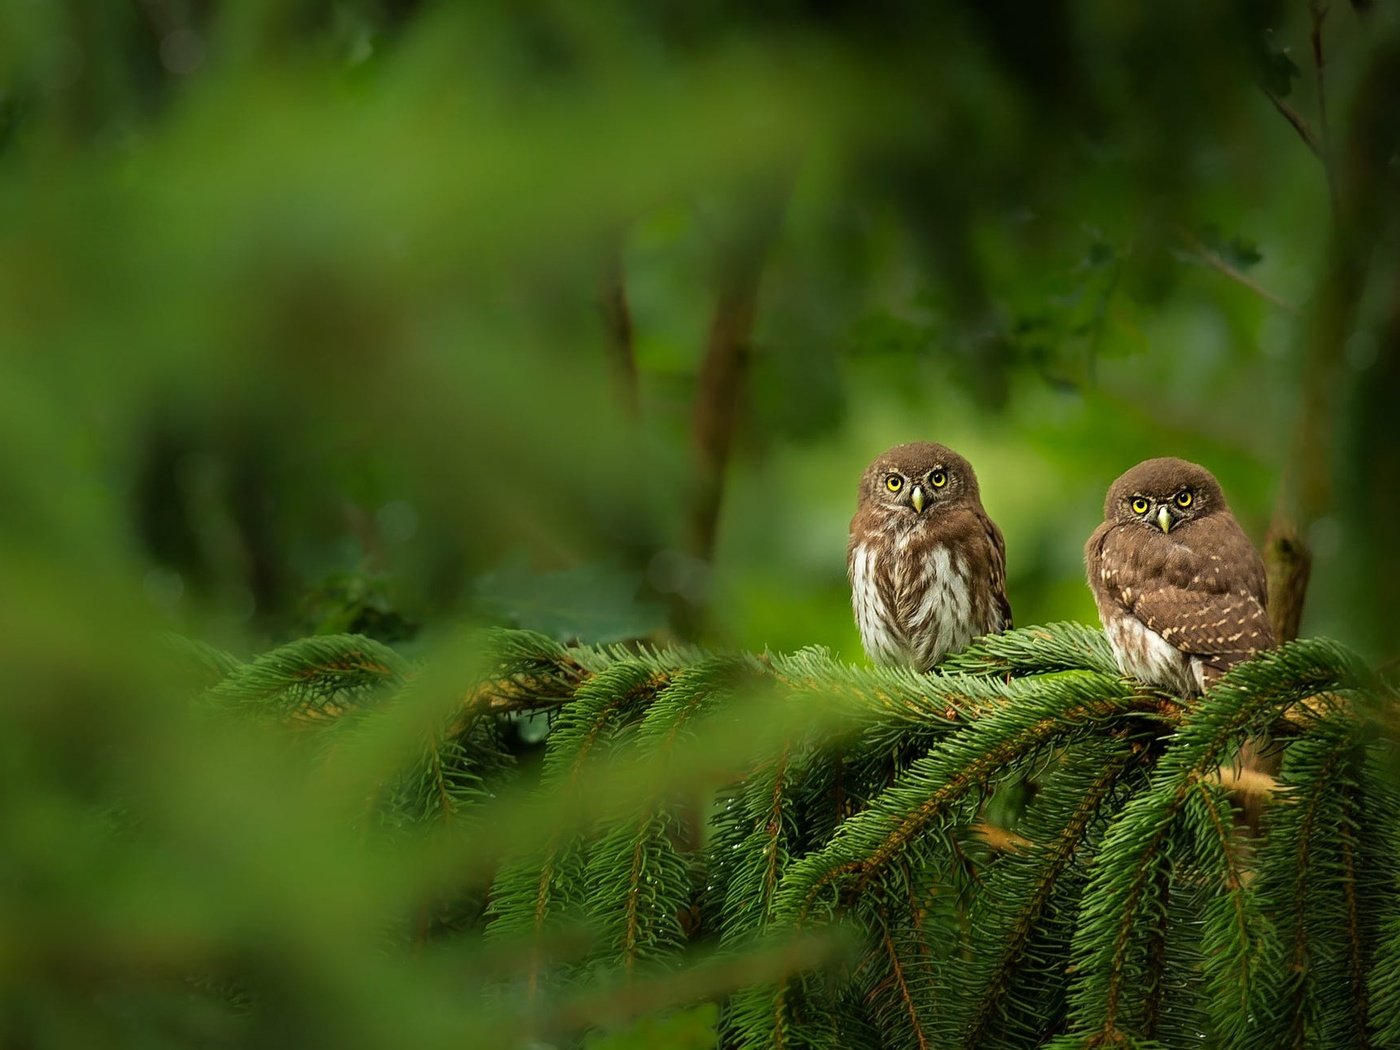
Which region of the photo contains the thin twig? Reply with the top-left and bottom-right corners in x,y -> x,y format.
1310,2 -> 1341,217
1257,7 -> 1342,657
1263,89 -> 1322,158
1311,3 -> 1331,143
1175,227 -> 1299,315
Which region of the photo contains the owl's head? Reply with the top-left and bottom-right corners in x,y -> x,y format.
858,442 -> 981,518
1104,457 -> 1228,534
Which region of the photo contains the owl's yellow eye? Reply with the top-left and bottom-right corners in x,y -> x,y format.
1131,497 -> 1150,515
929,470 -> 948,488
1175,490 -> 1193,508
885,475 -> 903,493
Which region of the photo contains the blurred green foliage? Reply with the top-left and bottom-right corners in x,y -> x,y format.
2,0 -> 1399,1047
582,1004 -> 717,1049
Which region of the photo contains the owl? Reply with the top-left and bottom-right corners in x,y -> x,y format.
1085,457 -> 1275,695
848,442 -> 1012,672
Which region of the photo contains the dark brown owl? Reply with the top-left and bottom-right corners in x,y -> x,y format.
1085,457 -> 1275,695
848,442 -> 1012,672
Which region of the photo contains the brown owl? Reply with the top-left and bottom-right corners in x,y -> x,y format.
848,442 -> 1012,672
1085,457 -> 1275,695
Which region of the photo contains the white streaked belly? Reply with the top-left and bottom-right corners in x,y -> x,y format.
851,541 -> 978,670
850,543 -> 904,665
1103,612 -> 1205,695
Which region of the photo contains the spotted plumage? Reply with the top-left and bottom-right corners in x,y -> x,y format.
848,442 -> 1012,672
1085,457 -> 1275,695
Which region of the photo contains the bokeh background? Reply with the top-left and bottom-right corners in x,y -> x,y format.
3,1 -> 1398,1047
5,0 -> 1395,658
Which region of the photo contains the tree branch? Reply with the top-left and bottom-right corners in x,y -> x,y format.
689,268 -> 761,562
1176,227 -> 1299,315
1263,520 -> 1312,643
1263,89 -> 1322,158
1310,1 -> 1342,218
1257,15 -> 1341,664
600,236 -> 640,419
681,182 -> 790,636
1263,9 -> 1392,644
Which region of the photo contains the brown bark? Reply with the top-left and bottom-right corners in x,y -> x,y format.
1263,521 -> 1312,644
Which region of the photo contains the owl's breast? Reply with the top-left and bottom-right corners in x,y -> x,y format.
849,541 -> 906,666
1102,609 -> 1204,695
896,536 -> 990,669
897,542 -> 975,661
850,511 -> 1006,672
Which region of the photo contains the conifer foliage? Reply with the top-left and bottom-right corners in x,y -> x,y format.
199,623 -> 1395,1048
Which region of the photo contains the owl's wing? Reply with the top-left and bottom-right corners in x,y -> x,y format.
1129,587 -> 1274,678
1090,520 -> 1275,680
983,514 -> 1013,630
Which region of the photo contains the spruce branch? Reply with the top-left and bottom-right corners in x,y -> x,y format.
955,742 -> 1140,1047
202,633 -> 405,720
1251,718 -> 1373,1047
773,670 -> 1144,926
1187,780 -> 1264,1049
581,657 -> 766,971
1365,748 -> 1400,1043
1065,640 -> 1365,1044
164,632 -> 243,686
486,659 -> 686,972
877,913 -> 933,1050
184,624 -> 1387,1047
711,746 -> 800,942
937,621 -> 1118,678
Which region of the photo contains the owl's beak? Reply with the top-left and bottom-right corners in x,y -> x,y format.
1156,504 -> 1174,534
910,485 -> 925,514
